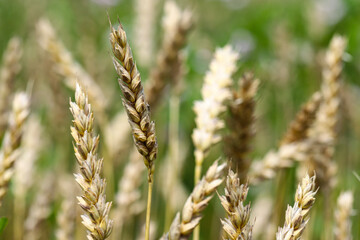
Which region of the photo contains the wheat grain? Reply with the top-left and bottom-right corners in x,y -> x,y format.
109,19 -> 158,182
161,161 -> 226,240
276,173 -> 317,240
0,92 -> 30,205
145,0 -> 192,109
192,45 -> 239,184
219,170 -> 253,240
0,37 -> 22,135
69,83 -> 113,240
225,72 -> 259,178
334,191 -> 354,240
36,18 -> 107,117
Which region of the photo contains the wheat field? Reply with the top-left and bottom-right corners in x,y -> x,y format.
0,0 -> 359,239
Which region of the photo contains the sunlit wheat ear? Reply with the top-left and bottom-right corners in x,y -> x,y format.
161,161 -> 226,240
0,37 -> 22,134
145,0 -> 193,109
334,191 -> 354,240
36,18 -> 107,116
276,173 -> 317,240
281,91 -> 322,145
192,45 -> 239,184
225,72 -> 259,179
69,83 -> 113,240
109,19 -> 158,182
219,170 -> 253,240
0,92 -> 30,205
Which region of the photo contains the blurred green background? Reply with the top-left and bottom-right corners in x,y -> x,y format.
0,0 -> 359,239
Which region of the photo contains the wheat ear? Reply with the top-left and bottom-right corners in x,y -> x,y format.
192,45 -> 239,185
225,72 -> 259,178
276,173 -> 317,239
109,20 -> 158,239
70,83 -> 113,240
219,170 -> 253,240
161,161 -> 226,240
109,19 -> 158,181
0,92 -> 30,205
145,0 -> 192,109
36,18 -> 107,118
280,91 -> 322,145
334,191 -> 354,240
0,37 -> 22,135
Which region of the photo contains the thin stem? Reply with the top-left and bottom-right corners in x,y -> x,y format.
145,178 -> 153,240
14,194 -> 25,240
194,153 -> 203,184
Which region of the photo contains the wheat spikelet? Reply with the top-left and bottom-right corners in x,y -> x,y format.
36,18 -> 107,116
219,170 -> 253,240
0,37 -> 22,134
24,173 -> 56,240
161,161 -> 226,240
276,174 -> 317,240
109,20 -> 158,182
225,72 -> 259,178
145,0 -> 192,109
280,91 -> 322,145
69,83 -> 113,239
0,92 -> 30,204
192,45 -> 239,183
133,0 -> 158,67
334,191 -> 354,240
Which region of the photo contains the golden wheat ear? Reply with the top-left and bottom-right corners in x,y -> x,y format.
69,83 -> 113,240
334,191 -> 354,240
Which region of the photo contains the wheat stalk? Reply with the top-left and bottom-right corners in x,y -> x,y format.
36,18 -> 107,118
0,37 -> 22,135
219,170 -> 253,240
334,191 -> 354,240
276,173 -> 317,240
225,72 -> 259,178
145,0 -> 192,109
192,45 -> 239,185
0,92 -> 30,205
161,161 -> 226,240
69,83 -> 113,240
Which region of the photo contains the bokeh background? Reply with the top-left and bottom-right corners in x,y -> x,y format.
0,0 -> 359,239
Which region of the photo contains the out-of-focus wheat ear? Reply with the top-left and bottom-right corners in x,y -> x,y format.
133,0 -> 159,67
0,37 -> 22,135
0,92 -> 30,205
192,45 -> 239,185
219,170 -> 253,240
111,149 -> 146,239
145,0 -> 193,109
36,18 -> 108,120
55,175 -> 77,240
161,161 -> 226,240
225,72 -> 259,179
109,19 -> 158,182
280,91 -> 322,145
69,83 -> 113,240
334,191 -> 354,240
276,173 -> 317,240
24,173 -> 56,240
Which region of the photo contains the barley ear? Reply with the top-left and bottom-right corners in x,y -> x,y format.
334,191 -> 354,240
70,83 -> 113,240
